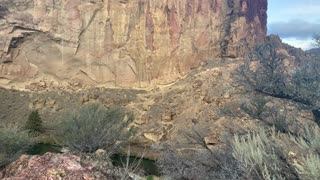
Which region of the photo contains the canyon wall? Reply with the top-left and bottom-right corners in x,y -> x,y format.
0,0 -> 267,88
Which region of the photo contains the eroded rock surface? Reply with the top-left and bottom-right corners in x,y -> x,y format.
0,0 -> 267,88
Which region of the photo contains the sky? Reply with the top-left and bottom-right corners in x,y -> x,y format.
268,0 -> 320,50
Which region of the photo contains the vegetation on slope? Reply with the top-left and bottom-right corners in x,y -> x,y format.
0,125 -> 33,168
157,36 -> 320,180
56,103 -> 134,153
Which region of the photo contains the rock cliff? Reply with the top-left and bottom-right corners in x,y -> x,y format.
0,0 -> 267,88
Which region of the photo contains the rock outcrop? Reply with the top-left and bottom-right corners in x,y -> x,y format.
0,0 -> 267,87
1,152 -> 154,179
0,153 -> 106,179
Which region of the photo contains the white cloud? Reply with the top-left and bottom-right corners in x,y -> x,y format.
268,0 -> 320,51
268,19 -> 320,39
282,38 -> 314,50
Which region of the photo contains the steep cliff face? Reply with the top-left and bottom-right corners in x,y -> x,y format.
0,0 -> 267,88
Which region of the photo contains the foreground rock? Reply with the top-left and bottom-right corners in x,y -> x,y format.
0,0 -> 267,88
1,153 -> 106,180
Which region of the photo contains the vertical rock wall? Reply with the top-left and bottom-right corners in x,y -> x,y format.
0,0 -> 267,87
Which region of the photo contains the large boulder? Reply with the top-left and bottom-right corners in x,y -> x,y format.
0,153 -> 106,180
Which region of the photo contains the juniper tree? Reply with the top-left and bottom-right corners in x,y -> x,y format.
25,110 -> 44,135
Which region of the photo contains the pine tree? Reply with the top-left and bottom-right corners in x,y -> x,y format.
25,110 -> 43,135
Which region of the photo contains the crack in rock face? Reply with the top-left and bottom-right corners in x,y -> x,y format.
0,0 -> 267,88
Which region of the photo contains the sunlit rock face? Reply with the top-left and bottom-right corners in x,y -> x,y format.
0,0 -> 267,88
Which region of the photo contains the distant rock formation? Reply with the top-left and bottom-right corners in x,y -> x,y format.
307,48 -> 320,57
0,0 -> 267,88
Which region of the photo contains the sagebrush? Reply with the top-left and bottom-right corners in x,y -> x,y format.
57,103 -> 133,153
0,125 -> 33,168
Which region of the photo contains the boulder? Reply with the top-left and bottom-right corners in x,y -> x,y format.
1,153 -> 106,180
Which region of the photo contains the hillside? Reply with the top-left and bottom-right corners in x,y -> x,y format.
307,48 -> 320,57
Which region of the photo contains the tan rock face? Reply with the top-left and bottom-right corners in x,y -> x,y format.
0,0 -> 267,88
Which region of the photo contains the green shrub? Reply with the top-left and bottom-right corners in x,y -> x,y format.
240,96 -> 269,119
146,176 -> 153,180
272,114 -> 289,134
57,103 -> 133,153
268,107 -> 292,134
232,128 -> 285,179
294,154 -> 320,180
293,125 -> 320,154
0,125 -> 33,167
24,110 -> 44,135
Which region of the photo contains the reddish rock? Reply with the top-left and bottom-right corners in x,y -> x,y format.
1,153 -> 106,180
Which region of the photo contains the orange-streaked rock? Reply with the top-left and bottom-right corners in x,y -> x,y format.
0,0 -> 267,88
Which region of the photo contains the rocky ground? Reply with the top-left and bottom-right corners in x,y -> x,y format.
0,56 -> 315,160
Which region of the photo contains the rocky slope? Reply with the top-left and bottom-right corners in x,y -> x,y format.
0,48 -> 314,161
307,48 -> 320,57
0,0 -> 267,88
